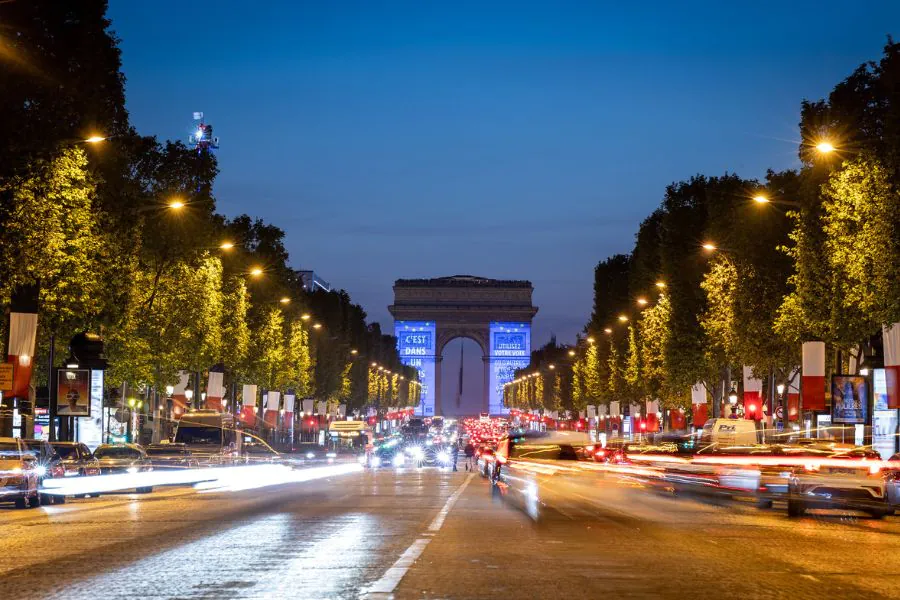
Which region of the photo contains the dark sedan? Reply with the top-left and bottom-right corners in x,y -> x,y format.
22,439 -> 66,504
145,443 -> 200,470
93,444 -> 154,493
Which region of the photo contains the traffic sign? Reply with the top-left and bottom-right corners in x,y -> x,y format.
775,405 -> 784,420
0,363 -> 13,391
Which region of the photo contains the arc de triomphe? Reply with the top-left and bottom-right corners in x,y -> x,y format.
388,276 -> 539,416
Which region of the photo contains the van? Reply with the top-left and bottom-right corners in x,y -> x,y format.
700,418 -> 760,446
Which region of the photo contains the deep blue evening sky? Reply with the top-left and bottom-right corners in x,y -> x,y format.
109,1 -> 896,355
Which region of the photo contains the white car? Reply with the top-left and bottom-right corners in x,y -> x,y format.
0,437 -> 42,509
786,447 -> 892,518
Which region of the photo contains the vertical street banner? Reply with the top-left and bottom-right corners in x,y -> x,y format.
609,401 -> 620,417
264,391 -> 280,428
645,400 -> 660,432
205,370 -> 225,411
172,371 -> 191,418
283,393 -> 295,437
801,341 -> 826,411
691,384 -> 708,427
240,384 -> 258,427
884,324 -> 900,409
6,312 -> 38,398
302,398 -> 315,415
669,408 -> 686,430
742,366 -> 763,420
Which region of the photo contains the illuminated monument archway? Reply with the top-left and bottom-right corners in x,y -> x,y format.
389,276 -> 538,416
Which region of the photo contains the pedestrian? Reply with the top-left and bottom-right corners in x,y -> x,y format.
451,441 -> 459,472
464,441 -> 475,472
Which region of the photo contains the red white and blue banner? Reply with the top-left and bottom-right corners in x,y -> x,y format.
802,342 -> 826,411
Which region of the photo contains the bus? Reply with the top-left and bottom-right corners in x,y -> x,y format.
172,409 -> 241,465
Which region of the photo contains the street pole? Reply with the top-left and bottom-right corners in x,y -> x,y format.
48,333 -> 56,442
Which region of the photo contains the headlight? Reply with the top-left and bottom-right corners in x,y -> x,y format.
437,451 -> 451,464
326,452 -> 337,458
392,454 -> 406,467
370,456 -> 382,467
33,465 -> 47,477
306,452 -> 315,459
10,467 -> 23,474
126,466 -> 139,474
410,447 -> 424,460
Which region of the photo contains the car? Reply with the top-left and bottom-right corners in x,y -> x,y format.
49,441 -> 102,499
22,438 -> 66,505
145,443 -> 200,470
242,441 -> 281,464
785,447 -> 892,518
367,442 -> 406,468
491,430 -> 594,521
0,437 -> 42,509
93,444 -> 154,493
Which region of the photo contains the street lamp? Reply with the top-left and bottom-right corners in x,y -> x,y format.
568,350 -> 576,357
636,297 -> 648,306
549,364 -> 556,370
728,386 -> 738,405
816,141 -> 835,154
655,281 -> 667,289
702,243 -> 717,252
165,385 -> 175,396
85,135 -> 107,144
351,349 -> 358,355
168,199 -> 185,210
587,336 -> 596,344
753,194 -> 769,204
279,297 -> 291,304
617,315 -> 628,323
301,313 -> 311,321
249,267 -> 263,277
219,241 -> 234,250
604,328 -> 613,334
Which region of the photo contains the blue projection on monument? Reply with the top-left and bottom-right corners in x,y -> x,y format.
488,322 -> 531,415
395,321 -> 436,417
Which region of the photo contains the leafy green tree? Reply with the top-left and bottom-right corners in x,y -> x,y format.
0,148 -> 108,338
249,308 -> 287,391
821,155 -> 900,335
221,276 -> 251,381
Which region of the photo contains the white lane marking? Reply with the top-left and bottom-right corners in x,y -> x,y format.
364,473 -> 474,597
428,473 -> 474,531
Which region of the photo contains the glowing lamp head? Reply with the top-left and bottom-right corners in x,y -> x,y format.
702,243 -> 717,252
168,200 -> 185,210
753,195 -> 769,204
816,141 -> 835,154
617,315 -> 628,323
85,135 -> 106,144
637,298 -> 648,306
220,242 -> 234,250
655,281 -> 666,289
249,267 -> 263,277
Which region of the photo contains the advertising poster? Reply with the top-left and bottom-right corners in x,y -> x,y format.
57,369 -> 90,416
831,375 -> 869,425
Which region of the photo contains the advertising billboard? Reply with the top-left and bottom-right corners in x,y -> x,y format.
57,369 -> 91,416
395,321 -> 436,417
831,375 -> 869,425
488,322 -> 531,415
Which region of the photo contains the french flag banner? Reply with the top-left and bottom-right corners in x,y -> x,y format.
264,391 -> 281,428
669,409 -> 687,430
801,342 -> 826,411
884,324 -> 900,409
205,370 -> 225,411
6,312 -> 38,398
742,366 -> 763,420
691,384 -> 708,427
240,384 -> 258,427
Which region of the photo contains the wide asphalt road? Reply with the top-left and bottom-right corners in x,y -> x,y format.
2,466 -> 900,599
